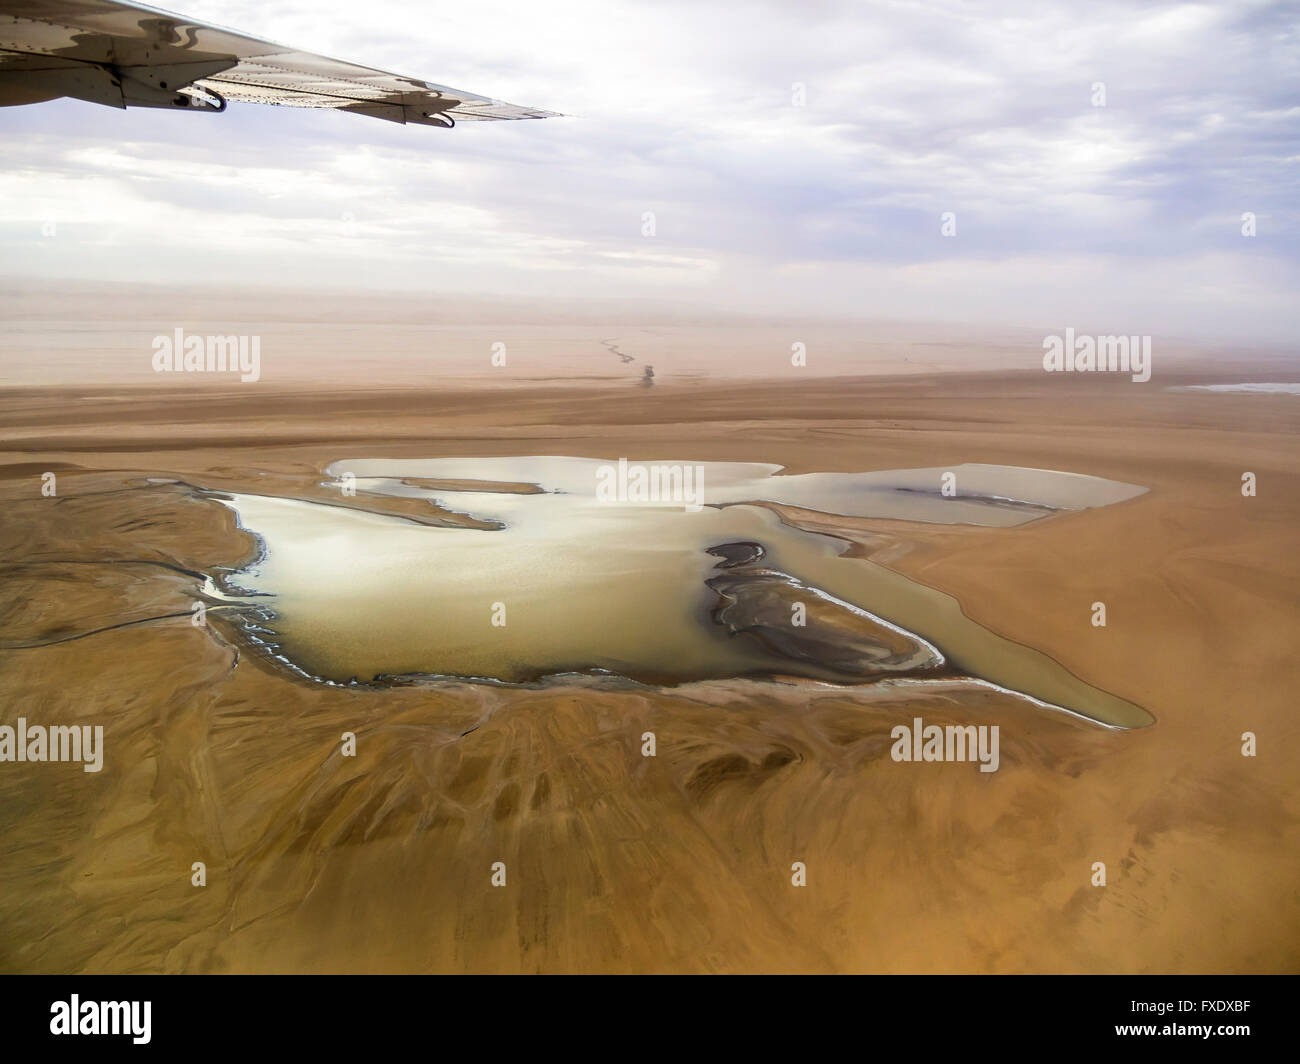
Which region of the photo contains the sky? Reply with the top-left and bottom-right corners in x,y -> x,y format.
1,0 -> 1297,342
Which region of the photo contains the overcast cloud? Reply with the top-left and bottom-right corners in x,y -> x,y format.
1,0 -> 1296,341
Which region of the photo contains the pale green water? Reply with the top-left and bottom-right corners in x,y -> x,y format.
214,457 -> 1152,729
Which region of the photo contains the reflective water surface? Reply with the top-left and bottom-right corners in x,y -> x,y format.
213,458 -> 1152,729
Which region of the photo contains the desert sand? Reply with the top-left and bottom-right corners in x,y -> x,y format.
1,315 -> 1298,972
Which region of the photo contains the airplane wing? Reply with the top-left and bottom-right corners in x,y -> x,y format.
0,0 -> 559,126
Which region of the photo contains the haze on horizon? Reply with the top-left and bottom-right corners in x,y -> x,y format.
0,0 -> 1296,345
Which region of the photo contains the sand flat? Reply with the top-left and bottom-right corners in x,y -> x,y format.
0,366 -> 1297,973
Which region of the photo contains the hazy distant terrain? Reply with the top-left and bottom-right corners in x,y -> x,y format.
2,282 -> 1287,389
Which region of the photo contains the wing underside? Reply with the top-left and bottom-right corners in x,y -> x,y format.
0,0 -> 559,124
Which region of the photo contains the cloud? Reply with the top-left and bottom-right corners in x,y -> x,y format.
0,0 -> 1296,340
